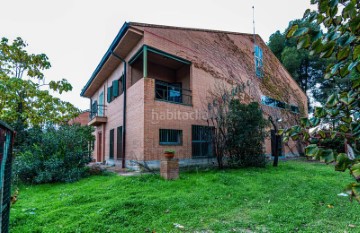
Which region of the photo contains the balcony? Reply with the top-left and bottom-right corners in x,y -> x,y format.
88,104 -> 107,126
155,80 -> 192,105
129,45 -> 192,106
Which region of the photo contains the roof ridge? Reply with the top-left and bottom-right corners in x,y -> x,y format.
129,22 -> 259,37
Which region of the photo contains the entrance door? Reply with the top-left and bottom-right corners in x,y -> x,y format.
97,132 -> 102,162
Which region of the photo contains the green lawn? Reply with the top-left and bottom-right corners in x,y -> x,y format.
10,160 -> 359,233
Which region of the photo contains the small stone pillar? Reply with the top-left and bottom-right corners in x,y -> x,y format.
160,159 -> 179,180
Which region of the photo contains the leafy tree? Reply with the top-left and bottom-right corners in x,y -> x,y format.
226,101 -> 267,167
207,82 -> 267,168
268,30 -> 286,59
282,0 -> 360,202
268,20 -> 331,106
0,37 -> 79,144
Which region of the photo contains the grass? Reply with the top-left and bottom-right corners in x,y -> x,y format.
10,160 -> 360,233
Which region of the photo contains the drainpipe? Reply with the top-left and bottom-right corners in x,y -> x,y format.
103,85 -> 106,163
111,52 -> 127,169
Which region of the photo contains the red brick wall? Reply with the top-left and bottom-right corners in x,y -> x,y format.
138,25 -> 307,160
68,111 -> 90,126
90,25 -> 308,163
91,39 -> 144,162
125,78 -> 145,161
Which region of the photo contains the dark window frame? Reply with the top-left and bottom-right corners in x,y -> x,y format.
110,86 -> 114,102
261,96 -> 300,114
109,129 -> 114,159
119,75 -> 124,96
107,75 -> 124,104
155,80 -> 183,104
159,129 -> 182,146
192,125 -> 214,158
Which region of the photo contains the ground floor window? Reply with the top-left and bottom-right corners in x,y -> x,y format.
261,95 -> 299,114
109,129 -> 114,159
192,125 -> 214,158
159,129 -> 182,145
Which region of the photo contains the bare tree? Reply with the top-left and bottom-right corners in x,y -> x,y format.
205,80 -> 256,168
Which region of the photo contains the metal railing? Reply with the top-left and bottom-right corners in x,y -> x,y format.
89,104 -> 107,120
155,80 -> 192,105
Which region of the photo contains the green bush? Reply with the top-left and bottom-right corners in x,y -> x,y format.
13,124 -> 94,184
226,101 -> 267,167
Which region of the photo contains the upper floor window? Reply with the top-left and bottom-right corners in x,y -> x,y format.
155,80 -> 192,105
254,45 -> 263,77
90,100 -> 98,119
107,75 -> 124,103
155,80 -> 182,103
118,75 -> 124,96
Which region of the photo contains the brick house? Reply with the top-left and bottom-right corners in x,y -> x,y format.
68,110 -> 90,126
80,22 -> 307,168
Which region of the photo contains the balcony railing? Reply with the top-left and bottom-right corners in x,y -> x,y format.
89,104 -> 107,126
90,104 -> 107,119
155,80 -> 192,105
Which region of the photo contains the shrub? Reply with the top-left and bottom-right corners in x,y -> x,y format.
13,124 -> 94,184
226,101 -> 267,167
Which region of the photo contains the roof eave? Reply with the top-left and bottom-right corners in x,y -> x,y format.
80,22 -> 130,97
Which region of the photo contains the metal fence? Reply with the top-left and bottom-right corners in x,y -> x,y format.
0,121 -> 15,233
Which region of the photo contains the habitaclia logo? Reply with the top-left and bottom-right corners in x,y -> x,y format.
151,109 -> 208,124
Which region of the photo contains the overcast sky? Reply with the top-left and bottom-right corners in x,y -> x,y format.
1,0 -> 314,110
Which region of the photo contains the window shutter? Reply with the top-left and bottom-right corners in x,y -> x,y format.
113,80 -> 119,97
92,100 -> 98,116
107,87 -> 111,103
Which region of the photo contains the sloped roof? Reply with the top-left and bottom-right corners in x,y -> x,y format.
81,22 -> 306,111
80,22 -> 129,97
80,22 -> 260,97
129,22 -> 256,37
